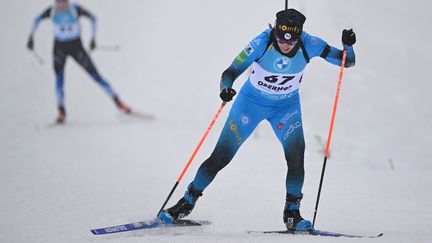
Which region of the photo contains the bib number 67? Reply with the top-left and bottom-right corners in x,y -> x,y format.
263,75 -> 295,85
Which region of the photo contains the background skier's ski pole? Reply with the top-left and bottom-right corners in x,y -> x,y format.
312,48 -> 348,228
31,50 -> 44,65
157,102 -> 226,217
96,44 -> 120,52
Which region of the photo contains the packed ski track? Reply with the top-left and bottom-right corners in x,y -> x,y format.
1,0 -> 431,242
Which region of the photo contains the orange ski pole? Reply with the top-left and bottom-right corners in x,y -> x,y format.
312,48 -> 348,228
157,102 -> 226,217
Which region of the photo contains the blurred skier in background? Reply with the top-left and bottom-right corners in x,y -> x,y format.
26,0 -> 131,124
159,9 -> 356,231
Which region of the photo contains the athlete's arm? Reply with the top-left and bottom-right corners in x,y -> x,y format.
323,45 -> 355,68
302,32 -> 356,68
75,4 -> 97,39
220,29 -> 271,90
29,7 -> 51,38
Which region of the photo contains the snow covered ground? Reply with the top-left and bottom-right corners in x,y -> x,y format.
1,0 -> 432,242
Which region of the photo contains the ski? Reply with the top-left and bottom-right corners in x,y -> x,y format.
124,110 -> 155,121
91,219 -> 211,235
247,229 -> 383,238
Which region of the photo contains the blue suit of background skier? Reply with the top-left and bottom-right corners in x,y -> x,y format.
27,0 -> 131,123
159,9 -> 356,231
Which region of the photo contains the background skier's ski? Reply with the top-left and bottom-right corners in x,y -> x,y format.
127,110 -> 155,121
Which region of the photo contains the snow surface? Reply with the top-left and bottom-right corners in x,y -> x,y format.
1,0 -> 432,242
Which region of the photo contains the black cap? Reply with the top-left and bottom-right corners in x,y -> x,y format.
275,9 -> 306,41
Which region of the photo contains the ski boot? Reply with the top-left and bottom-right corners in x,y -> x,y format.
56,106 -> 66,124
158,183 -> 203,224
283,194 -> 312,231
113,96 -> 131,114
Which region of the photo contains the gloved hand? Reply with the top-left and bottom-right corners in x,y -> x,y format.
219,88 -> 237,102
90,38 -> 96,51
27,37 -> 34,50
342,29 -> 356,47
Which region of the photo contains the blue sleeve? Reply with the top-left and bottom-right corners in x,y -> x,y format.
325,45 -> 355,68
220,29 -> 271,90
29,7 -> 51,37
302,32 -> 356,68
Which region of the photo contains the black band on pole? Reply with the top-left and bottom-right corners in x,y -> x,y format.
157,182 -> 180,217
312,156 -> 328,227
285,0 -> 288,10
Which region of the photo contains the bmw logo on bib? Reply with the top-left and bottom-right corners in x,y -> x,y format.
274,57 -> 291,71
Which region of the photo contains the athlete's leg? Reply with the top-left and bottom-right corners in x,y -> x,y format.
268,97 -> 311,230
159,94 -> 268,222
192,94 -> 267,191
53,42 -> 68,123
268,98 -> 305,197
53,43 -> 67,109
70,40 -> 117,97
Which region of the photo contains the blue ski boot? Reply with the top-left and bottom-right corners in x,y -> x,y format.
158,183 -> 203,224
283,194 -> 312,231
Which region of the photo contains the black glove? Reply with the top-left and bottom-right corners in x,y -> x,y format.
27,37 -> 34,50
342,29 -> 356,47
219,88 -> 236,102
90,38 -> 96,51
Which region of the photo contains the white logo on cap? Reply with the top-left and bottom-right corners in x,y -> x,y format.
284,33 -> 292,40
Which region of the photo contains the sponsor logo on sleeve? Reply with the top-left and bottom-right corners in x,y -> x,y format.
244,43 -> 255,56
235,52 -> 248,66
234,44 -> 254,67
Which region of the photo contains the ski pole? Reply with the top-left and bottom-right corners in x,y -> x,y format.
312,48 -> 348,228
31,50 -> 44,65
285,0 -> 288,10
96,44 -> 120,52
157,102 -> 226,217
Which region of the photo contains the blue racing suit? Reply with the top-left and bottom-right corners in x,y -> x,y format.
191,29 -> 355,197
30,3 -> 117,108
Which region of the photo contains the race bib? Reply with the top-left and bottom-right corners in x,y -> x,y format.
249,62 -> 304,95
53,22 -> 80,40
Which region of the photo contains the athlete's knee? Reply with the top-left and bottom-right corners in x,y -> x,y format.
206,151 -> 233,172
90,72 -> 103,82
284,143 -> 305,171
53,61 -> 64,74
201,145 -> 235,173
86,61 -> 99,74
286,156 -> 304,174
